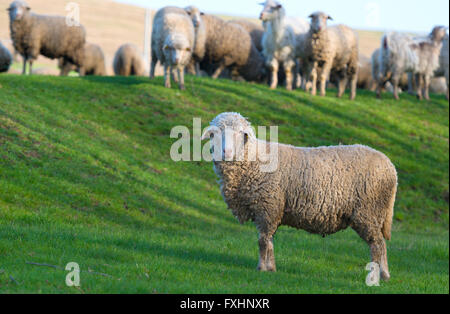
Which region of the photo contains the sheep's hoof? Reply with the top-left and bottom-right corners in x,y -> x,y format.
380,271 -> 391,282
257,265 -> 276,272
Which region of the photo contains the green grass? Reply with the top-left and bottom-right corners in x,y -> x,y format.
0,74 -> 448,294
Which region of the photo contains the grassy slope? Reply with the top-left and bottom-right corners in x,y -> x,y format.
0,75 -> 448,294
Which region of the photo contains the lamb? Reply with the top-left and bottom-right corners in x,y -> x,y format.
439,33 -> 449,100
259,0 -> 310,90
113,44 -> 147,77
59,43 -> 106,76
202,112 -> 398,281
194,13 -> 265,82
377,26 -> 447,100
303,12 -> 359,100
150,6 -> 195,90
0,42 -> 13,73
8,1 -> 86,76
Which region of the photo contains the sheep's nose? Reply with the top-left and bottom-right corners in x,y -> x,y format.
259,13 -> 264,20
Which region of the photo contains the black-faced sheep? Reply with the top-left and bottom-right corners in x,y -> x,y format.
8,0 -> 86,75
59,43 -> 106,76
202,112 -> 397,281
378,26 -> 447,100
113,44 -> 146,77
151,6 -> 195,90
0,41 -> 13,73
304,12 -> 359,100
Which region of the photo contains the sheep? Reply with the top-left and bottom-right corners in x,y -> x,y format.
439,33 -> 449,100
202,112 -> 397,281
59,43 -> 106,76
377,26 -> 447,100
303,12 -> 359,100
113,44 -> 147,77
357,56 -> 376,90
7,0 -> 86,76
372,48 -> 412,94
194,13 -> 265,82
0,42 -> 12,73
229,19 -> 264,52
150,6 -> 195,90
1,39 -> 20,63
259,0 -> 310,90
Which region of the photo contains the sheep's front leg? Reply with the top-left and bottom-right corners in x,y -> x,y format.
319,63 -> 331,97
283,60 -> 295,91
309,63 -> 318,96
150,57 -> 157,79
22,57 -> 28,75
212,63 -> 226,79
415,73 -> 423,100
337,74 -> 348,98
268,59 -> 279,90
258,233 -> 276,272
392,75 -> 401,100
164,64 -> 171,88
423,75 -> 431,100
178,67 -> 186,90
28,60 -> 33,75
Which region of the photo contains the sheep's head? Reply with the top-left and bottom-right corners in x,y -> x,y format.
184,6 -> 204,29
308,11 -> 333,33
163,34 -> 192,66
429,26 -> 448,43
202,113 -> 256,162
7,1 -> 30,22
259,0 -> 284,22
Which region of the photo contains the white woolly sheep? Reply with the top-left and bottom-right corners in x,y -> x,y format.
378,26 -> 447,100
438,33 -> 449,100
202,112 -> 397,281
372,48 -> 412,94
8,1 -> 86,75
303,12 -> 359,100
59,43 -> 106,76
259,0 -> 310,90
150,6 -> 195,90
0,41 -> 12,73
113,44 -> 147,77
194,13 -> 265,82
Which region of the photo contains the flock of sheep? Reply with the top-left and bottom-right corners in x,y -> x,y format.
0,0 -> 448,101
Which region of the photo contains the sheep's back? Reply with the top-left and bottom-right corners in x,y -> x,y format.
281,144 -> 397,235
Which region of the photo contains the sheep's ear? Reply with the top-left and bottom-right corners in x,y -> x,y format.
201,127 -> 214,141
327,15 -> 333,21
275,4 -> 282,9
200,12 -> 205,15
163,45 -> 168,50
186,47 -> 192,52
308,14 -> 314,19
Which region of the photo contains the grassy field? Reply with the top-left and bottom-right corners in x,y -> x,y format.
0,74 -> 448,294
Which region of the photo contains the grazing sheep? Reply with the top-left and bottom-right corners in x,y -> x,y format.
59,43 -> 106,76
150,6 -> 195,90
439,34 -> 449,100
202,112 -> 397,281
0,41 -> 13,73
195,13 -> 265,82
113,44 -> 146,77
304,12 -> 359,100
8,0 -> 86,75
259,0 -> 310,90
378,26 -> 447,100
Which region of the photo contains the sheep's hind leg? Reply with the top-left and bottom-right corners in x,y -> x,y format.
212,63 -> 226,80
423,75 -> 431,100
22,57 -> 27,75
257,232 -> 277,272
28,60 -> 33,75
284,60 -> 295,91
337,73 -> 348,98
268,59 -> 279,90
369,238 -> 390,281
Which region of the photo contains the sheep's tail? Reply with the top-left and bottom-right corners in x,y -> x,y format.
382,184 -> 397,241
